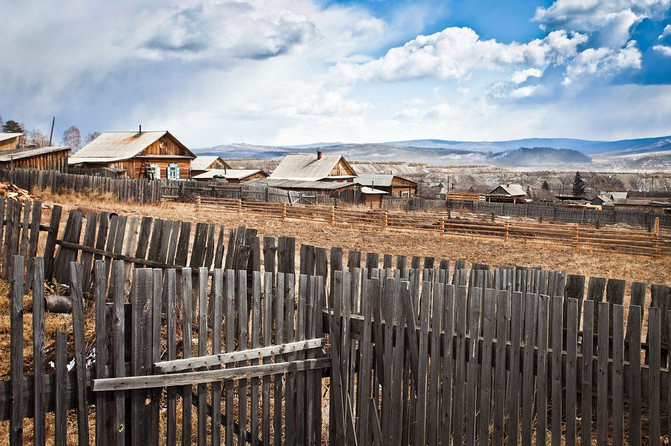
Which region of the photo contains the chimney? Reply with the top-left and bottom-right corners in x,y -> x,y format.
138,124 -> 142,135
317,151 -> 322,160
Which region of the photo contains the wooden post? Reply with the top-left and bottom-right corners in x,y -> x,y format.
504,222 -> 509,241
382,211 -> 388,231
572,225 -> 579,249
282,203 -> 287,221
440,216 -> 445,235
196,195 -> 201,215
654,216 -> 660,256
330,205 -> 335,225
238,199 -> 242,213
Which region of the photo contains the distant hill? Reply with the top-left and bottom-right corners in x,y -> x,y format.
487,147 -> 591,166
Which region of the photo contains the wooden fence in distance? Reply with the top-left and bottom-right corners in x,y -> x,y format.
196,196 -> 670,257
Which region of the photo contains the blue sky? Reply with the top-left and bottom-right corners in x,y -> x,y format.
1,0 -> 671,148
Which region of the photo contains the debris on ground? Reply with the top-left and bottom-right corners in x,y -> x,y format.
0,182 -> 34,202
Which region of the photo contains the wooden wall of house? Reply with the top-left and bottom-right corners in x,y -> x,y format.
142,135 -> 192,157
363,194 -> 384,207
0,151 -> 69,172
327,158 -> 357,178
209,158 -> 232,170
117,158 -> 192,180
0,137 -> 20,152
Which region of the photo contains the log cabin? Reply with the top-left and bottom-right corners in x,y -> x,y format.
356,174 -> 418,197
190,155 -> 232,177
69,130 -> 196,179
0,146 -> 70,172
269,152 -> 357,182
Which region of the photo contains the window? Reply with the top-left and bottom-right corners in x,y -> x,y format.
401,190 -> 410,198
167,163 -> 180,180
147,163 -> 160,180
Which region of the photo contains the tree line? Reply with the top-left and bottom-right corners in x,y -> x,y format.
0,115 -> 99,152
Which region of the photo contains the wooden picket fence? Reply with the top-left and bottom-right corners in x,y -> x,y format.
196,196 -> 670,257
1,199 -> 671,444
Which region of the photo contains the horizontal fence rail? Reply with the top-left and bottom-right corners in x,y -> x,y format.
196,196 -> 670,257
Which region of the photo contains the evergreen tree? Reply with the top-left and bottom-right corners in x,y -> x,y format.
572,171 -> 586,196
542,180 -> 550,190
2,120 -> 23,133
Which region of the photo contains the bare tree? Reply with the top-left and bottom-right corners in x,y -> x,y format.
29,129 -> 49,148
85,131 -> 101,145
61,126 -> 82,152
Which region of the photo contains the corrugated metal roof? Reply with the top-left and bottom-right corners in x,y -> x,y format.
193,169 -> 266,180
269,154 -> 355,181
70,131 -> 194,162
252,178 -> 357,190
191,156 -> 224,171
0,133 -> 23,143
0,146 -> 69,162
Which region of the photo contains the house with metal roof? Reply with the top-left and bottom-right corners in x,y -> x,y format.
192,169 -> 268,184
191,156 -> 232,176
486,183 -> 528,203
0,145 -> 70,172
69,129 -> 196,179
269,152 -> 357,182
356,174 -> 418,197
0,133 -> 23,151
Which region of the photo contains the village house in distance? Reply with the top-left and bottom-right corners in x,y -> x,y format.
69,128 -> 195,179
0,132 -> 70,172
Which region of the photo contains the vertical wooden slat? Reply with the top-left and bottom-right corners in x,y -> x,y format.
440,284 -> 455,442
357,276 -> 373,445
452,285 -> 468,446
649,307 -> 661,446
428,279 -> 444,446
551,296 -> 563,445
94,260 -> 109,446
55,330 -> 68,446
596,301 -> 609,446
150,268 -> 162,445
295,274 -> 308,445
32,257 -> 46,446
250,271 -> 261,445
111,260 -> 126,445
225,269 -> 236,446
10,255 -> 24,445
131,268 -> 153,446
238,270 -> 249,444
25,201 -> 42,290
70,262 -> 89,446
182,268 -> 194,446
262,272 -> 273,446
273,273 -> 284,446
612,304 -> 624,446
478,290 -> 495,444
415,280 -> 431,446
627,305 -> 641,446
521,293 -> 538,446
536,295 -> 549,446
166,269 -> 178,446
211,269 -> 224,446
492,289 -> 510,446
197,267 -> 208,446
581,300 -> 595,446
565,298 -> 578,445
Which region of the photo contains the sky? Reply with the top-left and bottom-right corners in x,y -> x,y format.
1,0 -> 671,148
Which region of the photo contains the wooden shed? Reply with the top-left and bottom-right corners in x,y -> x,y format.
191,156 -> 232,176
269,152 -> 356,182
356,174 -> 417,197
69,130 -> 196,179
486,183 -> 528,203
0,146 -> 70,172
0,133 -> 23,151
361,186 -> 388,207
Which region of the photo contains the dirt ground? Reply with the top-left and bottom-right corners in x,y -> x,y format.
36,189 -> 671,289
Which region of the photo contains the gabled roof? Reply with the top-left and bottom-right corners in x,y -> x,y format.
192,169 -> 267,180
191,155 -> 230,171
488,183 -> 526,196
0,133 -> 23,143
269,154 -> 355,181
356,174 -> 417,187
70,131 -> 194,163
0,146 -> 69,162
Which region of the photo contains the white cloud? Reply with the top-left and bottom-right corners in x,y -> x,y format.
332,27 -> 587,83
511,68 -> 543,84
563,40 -> 642,85
660,24 -> 671,39
534,0 -> 671,47
653,44 -> 671,56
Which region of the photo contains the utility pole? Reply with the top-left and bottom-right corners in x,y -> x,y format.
48,116 -> 55,146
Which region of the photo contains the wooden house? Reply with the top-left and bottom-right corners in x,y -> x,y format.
356,174 -> 417,197
69,130 -> 196,179
190,156 -> 232,177
269,152 -> 356,182
486,183 -> 528,203
192,169 -> 268,184
0,133 -> 23,151
0,146 -> 70,172
361,186 -> 388,207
